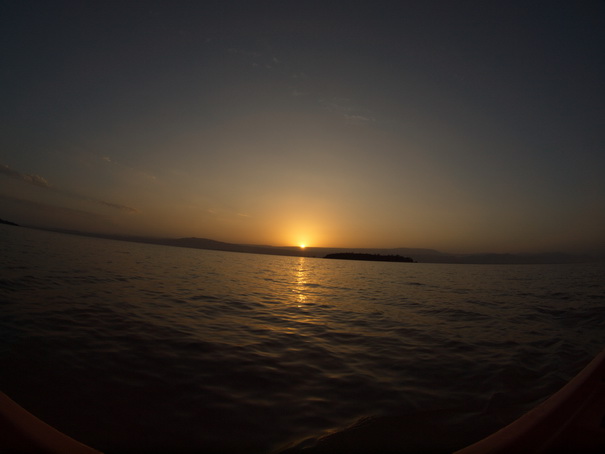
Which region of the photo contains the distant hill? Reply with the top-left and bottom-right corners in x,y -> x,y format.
0,218 -> 19,226
325,253 -> 414,263
165,237 -> 305,257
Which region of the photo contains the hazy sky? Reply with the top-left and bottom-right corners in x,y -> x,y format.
2,1 -> 604,253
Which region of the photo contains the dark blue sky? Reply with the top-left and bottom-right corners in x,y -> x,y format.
1,1 -> 604,252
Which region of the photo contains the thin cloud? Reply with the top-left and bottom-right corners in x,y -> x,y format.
0,163 -> 139,214
98,154 -> 157,182
344,114 -> 374,125
73,195 -> 138,213
0,163 -> 51,188
318,97 -> 375,124
206,207 -> 251,220
0,193 -> 105,219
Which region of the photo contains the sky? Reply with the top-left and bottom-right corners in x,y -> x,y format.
1,1 -> 604,254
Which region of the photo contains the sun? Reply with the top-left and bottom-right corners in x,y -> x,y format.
299,244 -> 306,249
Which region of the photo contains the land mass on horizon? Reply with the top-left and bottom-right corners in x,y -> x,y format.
0,218 -> 19,226
325,253 -> 415,263
1,221 -> 599,265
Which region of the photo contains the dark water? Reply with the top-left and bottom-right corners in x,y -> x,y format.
1,225 -> 604,453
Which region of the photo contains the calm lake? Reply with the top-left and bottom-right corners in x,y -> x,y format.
1,225 -> 604,453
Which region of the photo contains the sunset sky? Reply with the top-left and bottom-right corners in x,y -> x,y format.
1,1 -> 604,253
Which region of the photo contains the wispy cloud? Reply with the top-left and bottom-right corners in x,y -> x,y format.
81,196 -> 139,213
98,155 -> 156,181
344,114 -> 374,125
318,97 -> 375,124
0,193 -> 106,219
0,163 -> 139,213
0,163 -> 51,188
206,206 -> 251,220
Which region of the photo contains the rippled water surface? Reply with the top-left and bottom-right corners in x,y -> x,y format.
1,225 -> 604,453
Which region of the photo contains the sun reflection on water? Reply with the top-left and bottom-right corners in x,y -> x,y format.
293,257 -> 309,307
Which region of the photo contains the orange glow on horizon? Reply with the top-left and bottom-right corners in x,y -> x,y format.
281,220 -> 323,249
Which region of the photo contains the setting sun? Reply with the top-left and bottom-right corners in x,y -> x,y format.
299,244 -> 306,249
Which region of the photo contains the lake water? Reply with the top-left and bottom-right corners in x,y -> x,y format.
1,225 -> 604,453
